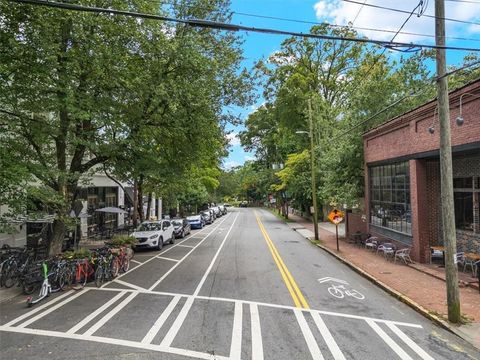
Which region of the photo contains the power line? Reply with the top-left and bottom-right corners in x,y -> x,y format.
9,0 -> 480,52
351,0 -> 368,25
341,0 -> 480,27
445,0 -> 480,3
339,1 -> 424,124
329,59 -> 480,142
228,11 -> 480,43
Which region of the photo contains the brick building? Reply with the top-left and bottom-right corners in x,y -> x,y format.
362,79 -> 480,263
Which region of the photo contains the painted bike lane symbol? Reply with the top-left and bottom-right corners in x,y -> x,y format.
317,277 -> 365,300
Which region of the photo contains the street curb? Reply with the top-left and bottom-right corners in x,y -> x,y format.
311,241 -> 473,344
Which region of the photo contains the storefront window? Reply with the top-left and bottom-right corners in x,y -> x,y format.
369,162 -> 411,235
454,176 -> 479,232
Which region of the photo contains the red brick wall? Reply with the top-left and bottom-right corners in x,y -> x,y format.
409,159 -> 430,263
346,212 -> 368,237
364,83 -> 480,164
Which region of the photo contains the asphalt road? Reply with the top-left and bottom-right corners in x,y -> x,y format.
1,207 -> 479,360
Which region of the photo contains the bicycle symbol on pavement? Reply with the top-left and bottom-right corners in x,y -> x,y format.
317,277 -> 365,300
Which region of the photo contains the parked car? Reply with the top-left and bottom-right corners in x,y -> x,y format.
132,220 -> 174,250
211,206 -> 221,217
187,215 -> 204,229
172,218 -> 191,239
239,201 -> 248,207
218,205 -> 227,215
201,210 -> 213,225
207,208 -> 216,220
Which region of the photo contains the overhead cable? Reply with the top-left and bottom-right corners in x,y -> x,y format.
341,0 -> 480,27
8,0 -> 480,52
329,59 -> 480,141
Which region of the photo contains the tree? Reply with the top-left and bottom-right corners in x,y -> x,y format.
0,0 -> 251,254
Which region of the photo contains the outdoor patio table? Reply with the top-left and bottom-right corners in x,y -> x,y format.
465,253 -> 480,277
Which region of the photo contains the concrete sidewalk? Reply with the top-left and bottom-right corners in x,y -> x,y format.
286,212 -> 480,349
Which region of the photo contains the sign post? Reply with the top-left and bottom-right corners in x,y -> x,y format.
328,209 -> 345,251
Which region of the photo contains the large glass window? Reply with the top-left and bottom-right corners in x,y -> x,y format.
454,176 -> 479,232
369,162 -> 411,235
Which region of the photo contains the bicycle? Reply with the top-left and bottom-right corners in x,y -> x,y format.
327,284 -> 365,300
26,261 -> 63,307
94,249 -> 118,287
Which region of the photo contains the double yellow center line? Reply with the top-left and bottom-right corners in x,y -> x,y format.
255,211 -> 309,309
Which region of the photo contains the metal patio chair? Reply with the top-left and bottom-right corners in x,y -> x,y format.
377,243 -> 396,260
365,237 -> 378,251
394,248 -> 413,265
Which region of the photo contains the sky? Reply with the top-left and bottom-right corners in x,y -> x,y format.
222,0 -> 480,170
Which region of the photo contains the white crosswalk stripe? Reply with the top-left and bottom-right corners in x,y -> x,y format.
1,289 -> 436,360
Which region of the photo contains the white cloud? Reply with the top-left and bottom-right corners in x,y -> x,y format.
313,0 -> 480,44
226,132 -> 241,146
223,160 -> 240,170
244,155 -> 256,161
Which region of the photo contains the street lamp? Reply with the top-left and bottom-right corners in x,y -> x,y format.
295,99 -> 319,240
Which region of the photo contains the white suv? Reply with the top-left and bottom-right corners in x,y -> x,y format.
132,220 -> 174,250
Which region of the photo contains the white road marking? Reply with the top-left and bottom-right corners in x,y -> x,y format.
230,301 -> 243,360
317,277 -> 349,284
147,215 -> 232,291
130,259 -> 142,265
391,305 -> 405,316
67,291 -> 126,334
311,311 -> 346,360
294,309 -> 325,360
366,319 -> 414,360
161,213 -> 240,348
250,303 -> 264,360
160,297 -> 195,348
100,218 -> 229,289
4,290 -> 75,327
193,212 -> 239,296
386,323 -> 435,360
176,244 -> 195,248
141,295 -> 181,344
17,289 -> 90,329
89,287 -> 423,329
112,279 -> 146,291
156,256 -> 180,262
0,325 -> 229,360
83,292 -> 138,336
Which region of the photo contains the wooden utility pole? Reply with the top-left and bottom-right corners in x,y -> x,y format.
435,0 -> 461,323
308,99 -> 319,241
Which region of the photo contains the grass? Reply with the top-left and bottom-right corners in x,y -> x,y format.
428,310 -> 473,325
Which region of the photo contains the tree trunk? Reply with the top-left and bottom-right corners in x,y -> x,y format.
146,192 -> 152,220
137,175 -> 144,222
49,219 -> 65,255
133,178 -> 138,227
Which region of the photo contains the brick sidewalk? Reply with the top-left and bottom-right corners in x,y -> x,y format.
287,213 -> 480,326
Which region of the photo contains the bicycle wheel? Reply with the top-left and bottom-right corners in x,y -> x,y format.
94,267 -> 104,288
121,257 -> 130,273
111,258 -> 120,278
327,286 -> 345,299
23,281 -> 37,295
51,270 -> 67,292
347,289 -> 365,300
3,264 -> 18,288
